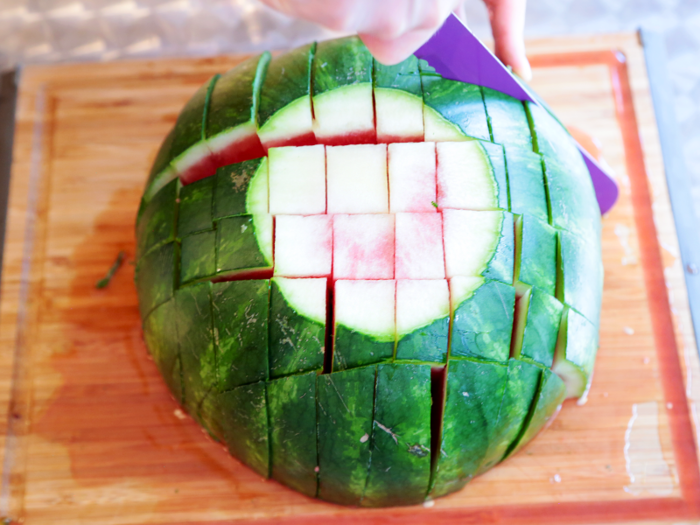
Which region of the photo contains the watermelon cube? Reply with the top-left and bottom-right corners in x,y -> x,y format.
213,156 -> 268,220
442,209 -> 514,283
274,214 -> 332,278
327,144 -> 389,214
333,280 -> 395,371
333,214 -> 394,280
395,280 -> 449,363
388,142 -> 436,213
269,145 -> 326,215
394,212 -> 445,279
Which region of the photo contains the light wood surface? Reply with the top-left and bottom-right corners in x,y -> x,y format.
1,33 -> 699,524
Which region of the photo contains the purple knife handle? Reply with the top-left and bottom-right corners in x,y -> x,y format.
415,14 -> 619,215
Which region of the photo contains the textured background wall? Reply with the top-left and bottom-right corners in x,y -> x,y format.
1,0 -> 698,204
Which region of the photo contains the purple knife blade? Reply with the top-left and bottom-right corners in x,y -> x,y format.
414,14 -> 619,215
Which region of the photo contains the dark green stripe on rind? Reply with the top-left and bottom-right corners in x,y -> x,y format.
212,279 -> 269,389
136,178 -> 178,260
180,230 -> 216,285
483,211 -> 515,284
317,366 -> 376,506
258,43 -> 315,128
515,214 -> 557,296
450,279 -> 515,363
430,359 -> 508,498
476,358 -> 542,474
482,86 -> 532,150
373,55 -> 421,94
506,368 -> 566,458
143,298 -> 183,404
269,279 -> 325,378
333,324 -> 394,372
420,75 -> 490,141
178,176 -> 213,236
557,229 -> 603,327
480,141 -> 509,211
506,145 -> 548,222
525,101 -> 600,238
135,241 -> 177,319
175,282 -> 217,423
362,363 -> 431,507
206,53 -> 271,139
312,36 -> 372,95
216,381 -> 270,478
216,215 -> 272,276
512,287 -> 564,368
268,371 -> 318,497
170,75 -> 219,161
213,158 -> 265,219
396,317 -> 449,363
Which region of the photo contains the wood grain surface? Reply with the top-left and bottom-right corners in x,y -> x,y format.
1,33 -> 699,524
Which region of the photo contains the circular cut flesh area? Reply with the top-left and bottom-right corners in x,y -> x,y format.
135,37 -> 603,507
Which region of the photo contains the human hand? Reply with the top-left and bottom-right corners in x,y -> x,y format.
260,0 -> 531,80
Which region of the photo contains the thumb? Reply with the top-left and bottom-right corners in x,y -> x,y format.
484,0 -> 531,81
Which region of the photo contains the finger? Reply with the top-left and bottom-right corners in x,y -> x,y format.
359,28 -> 436,65
484,0 -> 532,81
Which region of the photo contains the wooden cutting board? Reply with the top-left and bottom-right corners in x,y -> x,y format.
1,33 -> 699,524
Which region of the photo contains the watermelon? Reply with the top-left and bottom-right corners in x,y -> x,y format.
136,36 -> 604,506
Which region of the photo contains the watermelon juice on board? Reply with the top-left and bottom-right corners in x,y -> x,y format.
134,36 -> 602,507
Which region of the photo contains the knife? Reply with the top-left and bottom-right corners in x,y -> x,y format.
414,14 -> 619,215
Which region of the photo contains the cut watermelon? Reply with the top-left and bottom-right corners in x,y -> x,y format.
143,298 -> 183,404
395,212 -> 444,280
511,286 -> 564,368
175,282 -> 217,426
212,279 -> 269,390
327,144 -> 388,214
505,146 -> 548,222
135,241 -> 177,319
216,215 -> 273,279
395,280 -> 449,363
436,141 -> 505,212
553,307 -> 599,398
170,75 -> 220,185
258,43 -> 316,150
442,209 -> 514,284
269,277 -> 326,378
312,37 -> 375,145
317,365 -> 376,505
476,358 -> 541,474
269,145 -> 326,215
557,229 -> 603,327
136,177 -> 178,259
216,381 -> 270,478
482,87 -> 532,150
137,35 -> 605,507
333,280 -> 395,371
505,368 -> 566,458
213,157 -> 268,220
180,230 -> 216,285
274,215 -> 332,278
268,372 -> 318,496
363,363 -> 432,507
388,142 -> 436,213
374,56 -> 424,143
449,277 -> 515,363
179,175 -> 214,236
333,214 -> 394,280
430,359 -> 507,498
514,214 -> 557,296
421,75 -> 490,142
206,54 -> 270,175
